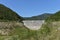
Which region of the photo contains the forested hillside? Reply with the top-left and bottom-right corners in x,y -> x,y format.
0,4 -> 23,21
46,11 -> 60,21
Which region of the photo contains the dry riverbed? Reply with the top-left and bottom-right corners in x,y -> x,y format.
23,20 -> 45,30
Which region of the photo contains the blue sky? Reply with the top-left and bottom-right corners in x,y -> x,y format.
0,0 -> 60,17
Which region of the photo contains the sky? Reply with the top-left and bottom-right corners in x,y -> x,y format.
0,0 -> 60,17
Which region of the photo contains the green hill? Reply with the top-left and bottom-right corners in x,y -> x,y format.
24,13 -> 52,20
0,4 -> 23,22
46,11 -> 60,21
38,11 -> 60,40
0,4 -> 30,40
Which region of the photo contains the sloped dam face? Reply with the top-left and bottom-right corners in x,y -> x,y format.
23,20 -> 45,30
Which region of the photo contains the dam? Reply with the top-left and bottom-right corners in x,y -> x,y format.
23,20 -> 45,30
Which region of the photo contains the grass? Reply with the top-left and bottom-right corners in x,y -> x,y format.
0,25 -> 42,40
0,21 -> 60,40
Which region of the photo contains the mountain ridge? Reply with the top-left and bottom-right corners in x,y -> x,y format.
24,13 -> 52,20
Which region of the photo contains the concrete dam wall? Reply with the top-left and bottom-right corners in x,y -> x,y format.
23,20 -> 45,30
